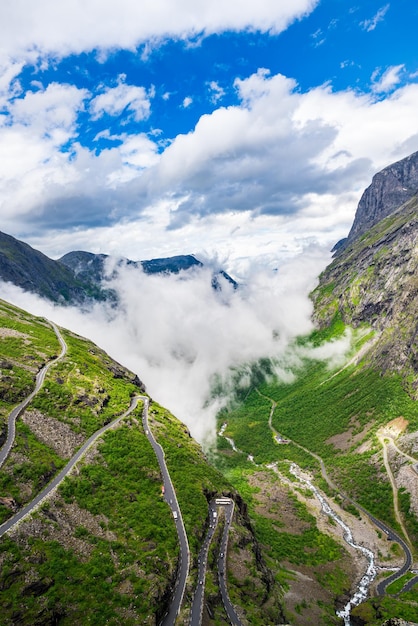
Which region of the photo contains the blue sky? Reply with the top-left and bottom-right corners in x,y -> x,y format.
1,0 -> 418,274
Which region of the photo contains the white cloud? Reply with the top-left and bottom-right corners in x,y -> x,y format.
0,0 -> 319,63
371,64 -> 405,93
116,133 -> 160,169
138,70 -> 418,233
0,60 -> 24,106
0,82 -> 90,223
310,27 -> 325,47
182,96 -> 193,108
90,77 -> 152,122
11,82 -> 88,135
3,68 -> 418,265
208,80 -> 225,103
0,244 -> 331,444
360,4 -> 390,32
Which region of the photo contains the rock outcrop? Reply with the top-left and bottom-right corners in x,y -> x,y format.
341,150 -> 418,250
312,192 -> 418,394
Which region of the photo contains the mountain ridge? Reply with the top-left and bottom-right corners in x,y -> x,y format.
312,192 -> 418,395
337,150 -> 418,251
0,232 -> 237,303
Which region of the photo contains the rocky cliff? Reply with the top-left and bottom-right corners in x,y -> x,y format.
312,192 -> 418,394
340,150 -> 418,249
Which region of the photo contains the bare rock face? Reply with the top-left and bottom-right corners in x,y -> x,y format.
312,193 -> 418,393
343,150 -> 418,248
313,152 -> 418,393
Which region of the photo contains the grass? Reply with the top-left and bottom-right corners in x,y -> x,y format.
148,401 -> 232,558
31,328 -> 139,437
210,316 -> 418,623
0,415 -> 180,625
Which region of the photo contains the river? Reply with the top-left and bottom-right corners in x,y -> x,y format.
218,425 -> 377,624
290,464 -> 376,625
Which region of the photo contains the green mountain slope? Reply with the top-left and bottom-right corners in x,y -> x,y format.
0,299 -> 285,625
312,194 -> 418,395
213,330 -> 418,624
210,194 -> 418,623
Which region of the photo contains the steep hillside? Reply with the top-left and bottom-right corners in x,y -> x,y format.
339,150 -> 418,249
312,193 -> 418,394
0,231 -> 102,304
0,298 -> 285,625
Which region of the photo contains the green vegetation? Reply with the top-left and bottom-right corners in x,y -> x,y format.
211,312 -> 418,623
253,499 -> 344,567
398,487 -> 418,547
148,401 -> 232,558
265,362 -> 416,526
0,421 -> 66,524
351,594 -> 418,624
31,329 -> 139,437
0,411 -> 180,624
0,300 -> 60,421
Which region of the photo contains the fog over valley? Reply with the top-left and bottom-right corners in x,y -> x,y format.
0,246 -> 351,443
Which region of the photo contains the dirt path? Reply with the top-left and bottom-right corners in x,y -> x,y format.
378,434 -> 414,551
255,388 -> 340,492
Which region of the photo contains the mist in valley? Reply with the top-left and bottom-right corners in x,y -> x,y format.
0,246 -> 352,444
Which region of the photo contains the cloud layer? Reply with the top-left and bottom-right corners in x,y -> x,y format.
0,1 -> 318,60
0,245 -> 349,444
3,64 -> 418,269
0,1 -> 417,275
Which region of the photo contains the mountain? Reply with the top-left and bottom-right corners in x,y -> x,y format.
336,150 -> 418,251
0,232 -> 237,304
1,153 -> 418,625
312,192 -> 418,394
59,250 -> 238,291
0,231 -> 102,304
0,298 -> 284,625
58,250 -> 203,281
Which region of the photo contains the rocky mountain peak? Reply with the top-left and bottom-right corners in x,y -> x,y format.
342,150 -> 418,249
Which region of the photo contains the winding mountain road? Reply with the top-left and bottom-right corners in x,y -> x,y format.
0,316 -> 236,623
190,502 -> 218,626
141,398 -> 190,626
216,499 -> 242,626
378,435 -> 413,550
0,321 -> 67,469
257,389 -> 414,598
0,317 -> 190,624
189,498 -> 242,626
0,395 -> 141,537
0,361 -> 190,624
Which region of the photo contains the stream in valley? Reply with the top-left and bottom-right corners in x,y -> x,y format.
218,424 -> 377,625
290,464 -> 376,625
